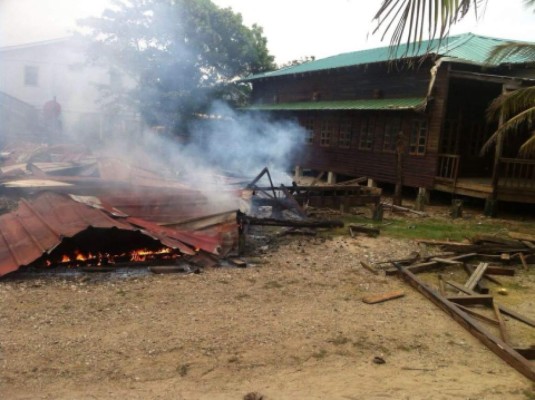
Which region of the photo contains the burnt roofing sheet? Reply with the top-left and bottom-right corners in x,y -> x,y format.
0,192 -> 227,277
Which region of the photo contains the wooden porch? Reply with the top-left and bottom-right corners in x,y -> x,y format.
434,154 -> 535,203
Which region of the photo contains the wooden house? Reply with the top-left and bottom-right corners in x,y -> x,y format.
243,33 -> 535,211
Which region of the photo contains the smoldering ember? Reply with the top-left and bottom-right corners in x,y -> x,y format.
1,1 -> 535,399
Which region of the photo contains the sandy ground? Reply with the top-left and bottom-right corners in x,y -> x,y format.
1,225 -> 534,399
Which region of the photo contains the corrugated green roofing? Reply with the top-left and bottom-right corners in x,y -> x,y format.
244,97 -> 426,111
245,33 -> 535,81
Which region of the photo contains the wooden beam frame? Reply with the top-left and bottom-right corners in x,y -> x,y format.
394,263 -> 535,381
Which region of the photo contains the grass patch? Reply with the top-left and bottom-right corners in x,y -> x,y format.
235,293 -> 250,300
337,214 -> 506,242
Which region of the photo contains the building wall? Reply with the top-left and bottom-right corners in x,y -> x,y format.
0,38 -> 141,143
251,62 -> 451,189
251,61 -> 432,104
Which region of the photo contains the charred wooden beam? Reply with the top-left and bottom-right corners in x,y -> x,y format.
239,215 -> 343,229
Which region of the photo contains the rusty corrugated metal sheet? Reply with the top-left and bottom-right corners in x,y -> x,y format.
0,192 -> 231,277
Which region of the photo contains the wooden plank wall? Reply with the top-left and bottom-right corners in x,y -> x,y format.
265,64 -> 452,189
251,62 -> 431,104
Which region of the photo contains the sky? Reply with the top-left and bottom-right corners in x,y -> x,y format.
0,0 -> 534,63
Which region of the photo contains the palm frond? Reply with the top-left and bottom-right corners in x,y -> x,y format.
524,0 -> 535,12
486,42 -> 535,65
372,0 -> 485,55
487,86 -> 535,122
481,105 -> 535,155
519,131 -> 535,157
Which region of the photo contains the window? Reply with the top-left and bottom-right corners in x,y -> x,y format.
24,66 -> 39,86
383,117 -> 402,152
338,118 -> 352,148
320,119 -> 335,147
359,116 -> 375,150
410,119 -> 428,155
302,116 -> 315,144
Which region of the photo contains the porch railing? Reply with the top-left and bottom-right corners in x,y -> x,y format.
436,153 -> 460,181
499,158 -> 535,190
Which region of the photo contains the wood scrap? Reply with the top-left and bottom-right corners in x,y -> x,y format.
334,176 -> 367,186
380,202 -> 427,217
455,303 -> 500,325
349,224 -> 380,237
360,261 -> 379,275
362,290 -> 405,304
493,302 -> 509,343
519,253 -> 529,270
508,231 -> 535,243
465,263 -> 489,291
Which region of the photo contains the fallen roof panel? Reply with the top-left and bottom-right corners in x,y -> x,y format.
0,192 -> 230,277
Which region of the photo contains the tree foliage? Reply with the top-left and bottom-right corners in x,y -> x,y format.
80,0 -> 275,131
372,0 -> 485,53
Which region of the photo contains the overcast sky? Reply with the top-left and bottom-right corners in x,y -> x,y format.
0,0 -> 533,63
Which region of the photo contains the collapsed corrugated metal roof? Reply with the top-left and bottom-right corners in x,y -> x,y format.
0,192 -> 232,277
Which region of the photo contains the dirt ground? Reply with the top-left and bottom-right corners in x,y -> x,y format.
1,208 -> 535,399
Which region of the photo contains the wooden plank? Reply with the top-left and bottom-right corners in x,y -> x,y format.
519,253 -> 529,271
431,257 -> 463,265
508,231 -> 535,242
438,274 -> 446,296
455,304 -> 500,326
395,264 -> 535,382
493,302 -> 509,343
498,306 -> 535,328
362,290 -> 405,304
485,266 -> 516,276
465,263 -> 488,291
408,253 -> 477,273
360,261 -> 379,275
445,280 -> 477,295
447,295 -> 494,306
446,281 -> 535,328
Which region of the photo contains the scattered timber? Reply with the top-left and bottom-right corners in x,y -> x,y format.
360,261 -> 379,275
349,224 -> 380,237
394,262 -> 535,381
238,215 -> 343,229
362,290 -> 405,304
381,202 -> 427,217
464,263 -> 489,291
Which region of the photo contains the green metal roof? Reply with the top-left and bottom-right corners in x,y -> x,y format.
245,33 -> 535,81
244,97 -> 426,111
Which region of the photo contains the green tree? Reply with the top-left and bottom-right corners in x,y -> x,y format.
373,0 -> 535,157
80,0 -> 275,131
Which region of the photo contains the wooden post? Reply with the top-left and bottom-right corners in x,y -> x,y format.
450,199 -> 463,219
327,171 -> 337,184
487,84 -> 507,217
415,187 -> 429,211
394,132 -> 405,206
294,165 -> 303,182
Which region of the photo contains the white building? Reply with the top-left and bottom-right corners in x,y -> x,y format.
0,36 -> 142,144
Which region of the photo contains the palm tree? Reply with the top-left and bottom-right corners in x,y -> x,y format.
482,43 -> 535,157
373,0 -> 535,157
